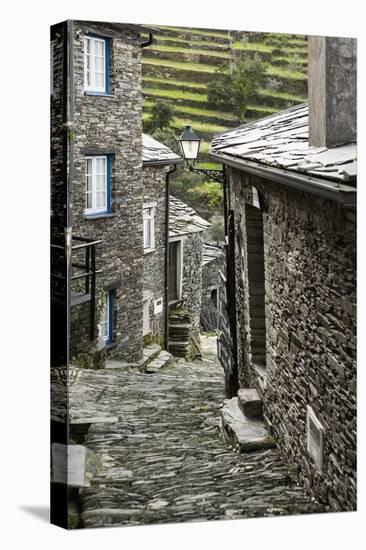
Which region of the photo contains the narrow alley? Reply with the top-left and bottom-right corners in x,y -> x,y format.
61,337 -> 323,528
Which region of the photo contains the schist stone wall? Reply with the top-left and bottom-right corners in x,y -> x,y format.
54,21 -> 145,367
181,233 -> 204,338
228,167 -> 357,511
142,165 -> 168,345
51,23 -> 68,367
201,255 -> 221,331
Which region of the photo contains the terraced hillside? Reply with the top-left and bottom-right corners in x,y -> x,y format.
142,26 -> 308,165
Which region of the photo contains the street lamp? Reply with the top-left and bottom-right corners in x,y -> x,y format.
178,125 -> 225,184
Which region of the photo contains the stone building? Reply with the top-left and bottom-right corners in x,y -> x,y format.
201,243 -> 223,331
51,20 -> 156,369
142,134 -> 181,347
210,36 -> 357,511
168,196 -> 210,356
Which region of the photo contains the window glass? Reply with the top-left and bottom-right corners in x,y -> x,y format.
85,156 -> 108,214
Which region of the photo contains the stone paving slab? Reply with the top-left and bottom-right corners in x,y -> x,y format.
66,347 -> 325,528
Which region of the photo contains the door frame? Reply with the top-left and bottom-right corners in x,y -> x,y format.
168,236 -> 184,304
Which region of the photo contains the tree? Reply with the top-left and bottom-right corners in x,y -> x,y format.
147,101 -> 174,132
207,56 -> 266,123
206,214 -> 225,244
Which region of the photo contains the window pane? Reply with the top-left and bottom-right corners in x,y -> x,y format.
86,191 -> 92,209
96,191 -> 106,208
86,158 -> 92,175
144,218 -> 151,248
95,71 -> 105,89
96,157 -> 106,175
95,56 -> 104,72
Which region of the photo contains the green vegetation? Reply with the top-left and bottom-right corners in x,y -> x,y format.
145,100 -> 174,132
207,58 -> 266,122
144,100 -> 238,122
232,41 -> 273,52
161,26 -> 229,39
142,26 -> 308,218
144,87 -> 207,102
150,45 -> 230,58
143,76 -> 207,90
143,57 -> 217,73
266,65 -> 307,80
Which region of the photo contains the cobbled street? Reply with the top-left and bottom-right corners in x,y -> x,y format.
70,337 -> 323,528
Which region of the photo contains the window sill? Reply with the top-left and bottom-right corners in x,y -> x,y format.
84,91 -> 114,98
84,212 -> 113,220
143,247 -> 156,255
105,341 -> 117,351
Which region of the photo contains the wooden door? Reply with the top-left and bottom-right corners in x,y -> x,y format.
168,242 -> 178,302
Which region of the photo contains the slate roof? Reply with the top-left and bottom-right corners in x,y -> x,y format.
203,243 -> 222,267
210,104 -> 357,185
142,134 -> 182,165
169,196 -> 210,238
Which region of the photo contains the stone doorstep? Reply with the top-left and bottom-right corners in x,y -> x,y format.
145,350 -> 173,374
105,344 -> 161,371
221,397 -> 275,453
51,443 -> 102,488
237,388 -> 263,419
143,344 -> 162,363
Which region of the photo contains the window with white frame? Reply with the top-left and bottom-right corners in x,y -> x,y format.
84,35 -> 108,93
143,203 -> 156,252
85,156 -> 110,215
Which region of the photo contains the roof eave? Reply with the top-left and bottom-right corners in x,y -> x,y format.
143,158 -> 183,167
210,151 -> 356,208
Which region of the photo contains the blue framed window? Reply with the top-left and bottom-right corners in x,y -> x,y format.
85,155 -> 111,216
99,290 -> 115,345
84,35 -> 109,95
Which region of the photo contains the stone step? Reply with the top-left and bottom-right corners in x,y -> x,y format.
143,344 -> 162,365
145,350 -> 173,374
221,397 -> 275,453
237,388 -> 263,419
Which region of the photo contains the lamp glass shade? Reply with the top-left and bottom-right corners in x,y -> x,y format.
179,126 -> 201,163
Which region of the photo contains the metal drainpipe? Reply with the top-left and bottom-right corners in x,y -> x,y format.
164,164 -> 177,351
141,33 -> 154,48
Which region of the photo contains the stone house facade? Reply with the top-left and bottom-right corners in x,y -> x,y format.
51,20 -> 156,368
210,37 -> 357,511
168,196 -> 210,355
142,134 -> 181,347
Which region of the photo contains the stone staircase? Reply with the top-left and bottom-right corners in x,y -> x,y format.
106,343 -> 173,374
143,344 -> 173,374
221,388 -> 276,453
168,307 -> 192,358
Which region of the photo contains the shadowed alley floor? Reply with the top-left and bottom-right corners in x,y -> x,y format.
69,337 -> 323,528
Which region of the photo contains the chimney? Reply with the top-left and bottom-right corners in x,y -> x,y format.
308,36 -> 357,148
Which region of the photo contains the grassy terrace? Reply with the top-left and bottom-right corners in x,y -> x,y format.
143,57 -> 217,73
143,57 -> 306,81
144,100 -> 238,122
144,89 -> 279,117
143,113 -> 228,135
144,87 -> 207,102
258,88 -> 306,103
142,27 -> 308,166
153,35 -> 230,49
232,41 -> 274,52
160,26 -> 229,39
143,76 -> 207,91
266,65 -> 307,79
149,44 -> 231,58
143,78 -> 306,105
